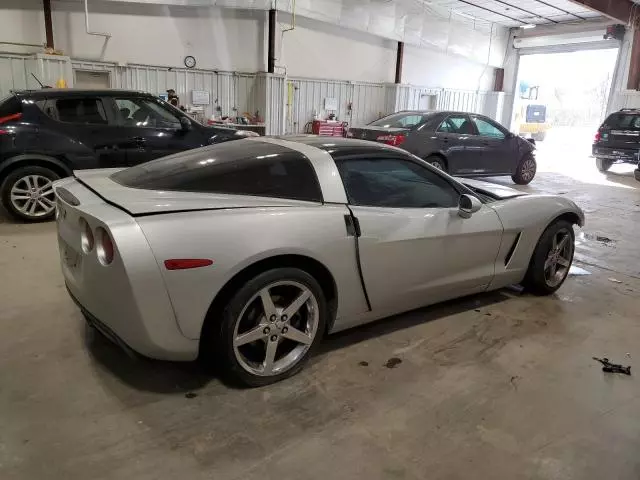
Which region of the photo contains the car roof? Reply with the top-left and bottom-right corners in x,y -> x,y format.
277,135 -> 404,158
13,89 -> 151,99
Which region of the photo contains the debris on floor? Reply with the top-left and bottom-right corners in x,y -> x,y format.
184,392 -> 198,399
592,357 -> 631,376
358,361 -> 369,367
580,232 -> 616,246
385,357 -> 402,369
608,277 -> 623,284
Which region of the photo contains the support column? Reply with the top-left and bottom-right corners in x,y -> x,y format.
395,41 -> 404,84
268,9 -> 276,74
43,0 -> 54,49
628,28 -> 640,90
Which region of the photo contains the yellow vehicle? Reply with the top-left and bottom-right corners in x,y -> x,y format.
515,85 -> 550,142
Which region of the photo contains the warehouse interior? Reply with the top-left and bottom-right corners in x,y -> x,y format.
3,0 -> 640,479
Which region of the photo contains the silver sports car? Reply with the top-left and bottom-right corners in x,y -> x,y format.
55,136 -> 584,386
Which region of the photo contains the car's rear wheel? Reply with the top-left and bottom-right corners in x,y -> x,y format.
512,154 -> 536,185
208,268 -> 327,387
426,155 -> 447,172
0,165 -> 60,222
523,219 -> 575,295
596,157 -> 613,172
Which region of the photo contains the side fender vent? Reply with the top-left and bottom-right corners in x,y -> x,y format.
504,232 -> 522,266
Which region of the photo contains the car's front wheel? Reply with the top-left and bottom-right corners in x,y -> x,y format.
208,268 -> 327,387
0,165 -> 60,222
523,219 -> 575,295
595,158 -> 613,172
512,154 -> 536,185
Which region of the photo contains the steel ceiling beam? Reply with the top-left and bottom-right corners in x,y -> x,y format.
531,0 -> 586,20
489,0 -> 558,23
567,0 -> 637,24
457,0 -> 526,24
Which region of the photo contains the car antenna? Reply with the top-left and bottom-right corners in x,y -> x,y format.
31,73 -> 51,89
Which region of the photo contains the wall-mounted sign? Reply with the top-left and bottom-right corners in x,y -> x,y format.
324,97 -> 338,111
192,90 -> 210,105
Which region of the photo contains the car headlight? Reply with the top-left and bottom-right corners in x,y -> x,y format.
234,130 -> 259,137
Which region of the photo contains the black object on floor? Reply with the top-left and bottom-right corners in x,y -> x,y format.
593,357 -> 631,375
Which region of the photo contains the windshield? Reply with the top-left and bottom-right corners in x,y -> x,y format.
369,112 -> 431,129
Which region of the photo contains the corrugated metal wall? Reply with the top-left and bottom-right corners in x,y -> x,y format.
608,91 -> 640,112
0,54 -> 510,133
286,78 -> 389,134
70,61 -> 260,120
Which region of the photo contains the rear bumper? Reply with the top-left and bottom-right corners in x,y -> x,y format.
592,146 -> 638,163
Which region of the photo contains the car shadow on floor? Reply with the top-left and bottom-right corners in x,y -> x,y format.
84,288 -> 516,393
316,289 -> 514,357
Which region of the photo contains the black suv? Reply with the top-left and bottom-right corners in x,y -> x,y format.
0,89 -> 256,221
593,109 -> 640,173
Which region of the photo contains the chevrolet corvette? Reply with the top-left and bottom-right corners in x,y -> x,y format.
55,136 -> 584,386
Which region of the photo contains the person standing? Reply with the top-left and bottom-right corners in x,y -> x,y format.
167,89 -> 179,107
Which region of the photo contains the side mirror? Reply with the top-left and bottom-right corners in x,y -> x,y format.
458,194 -> 482,219
179,116 -> 192,131
506,132 -> 515,139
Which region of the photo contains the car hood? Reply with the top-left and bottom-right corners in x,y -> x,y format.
456,177 -> 527,200
72,169 -> 317,215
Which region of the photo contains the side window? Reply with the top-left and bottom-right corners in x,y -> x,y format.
472,116 -> 505,139
115,97 -> 181,129
112,144 -> 323,203
436,115 -> 474,135
38,98 -> 108,125
397,114 -> 424,127
336,158 -> 460,208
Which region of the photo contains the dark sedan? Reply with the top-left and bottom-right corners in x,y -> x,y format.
348,110 -> 537,185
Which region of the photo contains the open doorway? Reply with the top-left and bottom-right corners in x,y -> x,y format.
512,48 -> 619,179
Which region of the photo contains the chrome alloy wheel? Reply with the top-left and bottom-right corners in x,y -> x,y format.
232,280 -> 320,377
430,160 -> 444,170
544,228 -> 573,288
10,175 -> 56,218
520,158 -> 536,182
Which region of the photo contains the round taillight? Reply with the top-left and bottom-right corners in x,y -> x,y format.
79,217 -> 94,253
96,227 -> 114,266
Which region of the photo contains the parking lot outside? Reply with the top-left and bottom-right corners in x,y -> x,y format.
2,132 -> 640,479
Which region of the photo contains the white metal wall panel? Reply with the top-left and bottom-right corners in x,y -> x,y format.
287,77 -> 388,133
26,55 -> 73,89
0,56 -> 28,98
69,61 -> 260,121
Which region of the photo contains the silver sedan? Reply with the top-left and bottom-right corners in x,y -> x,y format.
54,136 -> 584,386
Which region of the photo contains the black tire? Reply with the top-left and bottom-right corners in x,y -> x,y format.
426,155 -> 447,172
522,219 -> 575,296
511,154 -> 537,185
205,268 -> 328,387
595,158 -> 613,172
0,165 -> 60,222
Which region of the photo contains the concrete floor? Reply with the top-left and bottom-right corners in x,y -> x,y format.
2,130 -> 640,479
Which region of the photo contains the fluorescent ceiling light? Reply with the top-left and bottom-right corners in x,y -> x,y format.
452,10 -> 475,20
521,24 -> 536,29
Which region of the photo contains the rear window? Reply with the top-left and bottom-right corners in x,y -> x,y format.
0,95 -> 22,118
603,113 -> 640,129
370,112 -> 431,128
111,141 -> 323,202
36,98 -> 108,125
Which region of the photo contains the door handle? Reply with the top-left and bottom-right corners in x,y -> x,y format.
133,136 -> 146,144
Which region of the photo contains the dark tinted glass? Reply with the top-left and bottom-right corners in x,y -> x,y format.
336,158 -> 459,208
0,95 -> 21,118
369,112 -> 431,128
37,98 -> 108,124
437,115 -> 474,134
112,141 -> 323,202
604,113 -> 640,129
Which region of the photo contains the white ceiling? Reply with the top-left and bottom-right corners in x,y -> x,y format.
423,0 -> 603,27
